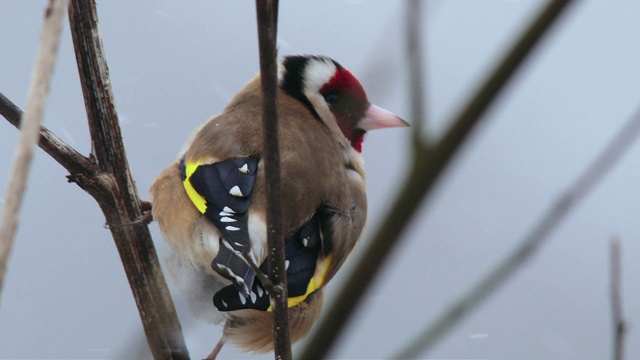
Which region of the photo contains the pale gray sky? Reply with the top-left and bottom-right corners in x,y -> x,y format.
1,1 -> 639,359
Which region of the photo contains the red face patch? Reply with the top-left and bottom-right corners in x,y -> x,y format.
319,68 -> 367,104
319,67 -> 369,152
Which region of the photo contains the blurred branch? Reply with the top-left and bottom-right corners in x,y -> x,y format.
0,0 -> 69,303
67,1 -> 189,358
610,236 -> 626,360
300,0 -> 578,358
394,103 -> 640,359
255,1 -> 292,359
406,0 -> 427,151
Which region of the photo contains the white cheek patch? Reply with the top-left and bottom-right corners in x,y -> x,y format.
303,59 -> 336,93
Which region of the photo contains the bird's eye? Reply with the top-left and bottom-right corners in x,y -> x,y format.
323,92 -> 339,104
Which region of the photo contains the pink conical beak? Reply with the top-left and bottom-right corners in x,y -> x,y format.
358,104 -> 409,131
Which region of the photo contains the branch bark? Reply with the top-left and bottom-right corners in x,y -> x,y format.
65,1 -> 189,358
0,0 -> 69,302
255,1 -> 292,359
300,0 -> 578,358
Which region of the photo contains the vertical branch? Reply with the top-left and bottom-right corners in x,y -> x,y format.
0,0 -> 69,301
67,1 -> 189,358
610,236 -> 625,360
300,0 -> 578,358
406,0 -> 427,151
255,1 -> 291,359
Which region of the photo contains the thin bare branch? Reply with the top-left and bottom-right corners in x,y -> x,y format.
67,1 -> 189,358
300,0 -> 578,358
255,0 -> 291,359
610,236 -> 625,360
0,0 -> 69,302
0,92 -> 94,176
393,104 -> 640,359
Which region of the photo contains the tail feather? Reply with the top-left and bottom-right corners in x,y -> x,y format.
223,289 -> 324,353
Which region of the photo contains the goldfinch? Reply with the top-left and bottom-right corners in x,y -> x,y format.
150,54 -> 407,356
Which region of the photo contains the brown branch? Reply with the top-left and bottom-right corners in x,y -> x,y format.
610,236 -> 626,360
60,1 -> 189,358
299,0 -> 579,358
255,1 -> 291,359
0,0 -> 69,302
0,92 -> 95,177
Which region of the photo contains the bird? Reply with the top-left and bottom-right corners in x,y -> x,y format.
150,54 -> 408,358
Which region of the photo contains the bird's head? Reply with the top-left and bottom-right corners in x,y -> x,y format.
279,55 -> 408,153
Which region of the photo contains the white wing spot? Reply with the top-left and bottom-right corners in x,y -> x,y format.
219,211 -> 232,217
285,260 -> 290,270
256,285 -> 264,297
229,185 -> 243,197
217,264 -> 248,294
222,239 -> 234,251
250,291 -> 257,304
226,225 -> 240,231
239,164 -> 249,173
302,237 -> 309,247
239,292 -> 247,305
223,206 -> 236,213
220,216 -> 236,223
221,299 -> 228,307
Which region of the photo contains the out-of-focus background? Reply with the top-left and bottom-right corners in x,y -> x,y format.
1,1 -> 639,359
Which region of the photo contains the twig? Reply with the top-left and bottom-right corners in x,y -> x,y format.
0,92 -> 94,175
393,103 -> 640,359
0,0 -> 69,302
254,1 -> 291,359
610,236 -> 625,360
299,0 -> 578,358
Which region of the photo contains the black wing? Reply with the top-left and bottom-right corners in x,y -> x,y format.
181,156 -> 259,297
213,211 -> 329,311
